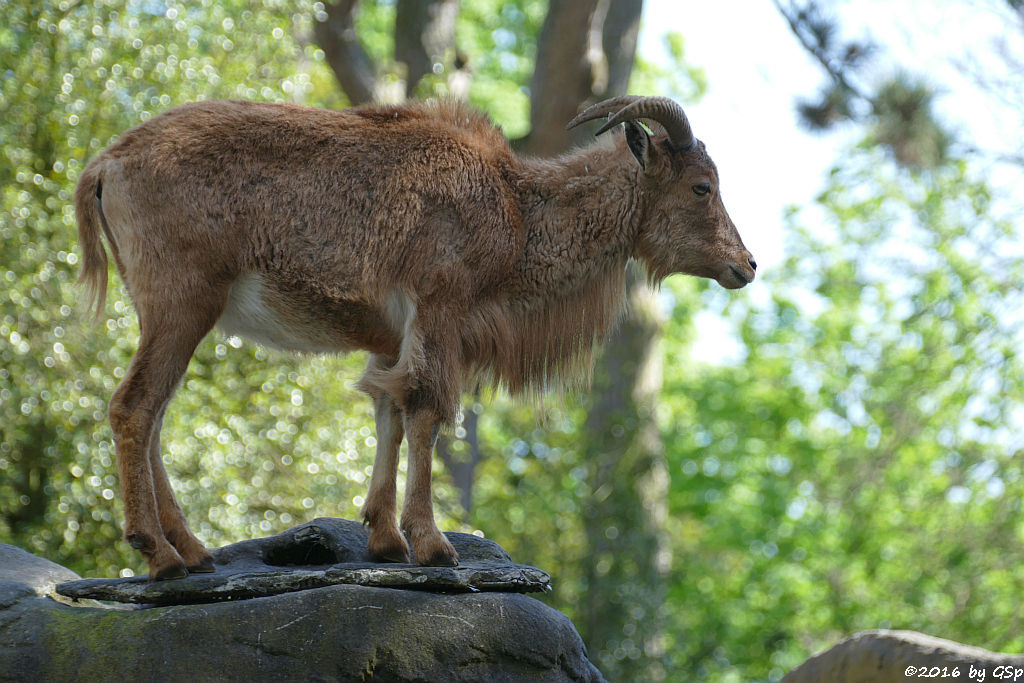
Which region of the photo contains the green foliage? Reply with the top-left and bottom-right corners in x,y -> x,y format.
661,150 -> 1024,681
3,3 -> 1023,682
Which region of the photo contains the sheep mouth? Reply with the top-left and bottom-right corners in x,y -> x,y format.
721,264 -> 754,289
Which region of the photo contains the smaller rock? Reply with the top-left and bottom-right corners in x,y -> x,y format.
784,630 -> 1024,683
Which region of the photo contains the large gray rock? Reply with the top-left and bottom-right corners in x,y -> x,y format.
0,543 -> 81,608
0,519 -> 605,682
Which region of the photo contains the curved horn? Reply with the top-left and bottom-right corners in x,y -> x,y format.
565,96 -> 642,131
594,96 -> 695,151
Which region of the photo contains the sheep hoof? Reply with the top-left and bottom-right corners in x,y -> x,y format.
368,526 -> 412,564
414,535 -> 460,567
187,556 -> 216,574
373,548 -> 413,564
151,561 -> 189,582
425,552 -> 459,568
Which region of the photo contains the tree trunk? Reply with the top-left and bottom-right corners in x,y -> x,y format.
525,2 -> 668,679
580,267 -> 669,681
435,392 -> 483,519
602,0 -> 643,96
314,6 -> 670,678
317,0 -> 461,104
523,0 -> 604,155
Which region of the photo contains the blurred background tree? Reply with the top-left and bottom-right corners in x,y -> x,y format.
312,3 -> 682,678
772,0 -> 953,170
774,0 -> 1024,173
1,1 -> 1022,682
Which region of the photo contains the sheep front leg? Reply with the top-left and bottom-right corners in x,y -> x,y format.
401,409 -> 459,567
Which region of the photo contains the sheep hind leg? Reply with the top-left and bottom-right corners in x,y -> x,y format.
111,341 -> 193,581
362,378 -> 411,564
110,283 -> 226,581
149,406 -> 215,573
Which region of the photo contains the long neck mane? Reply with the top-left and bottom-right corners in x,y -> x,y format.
462,142 -> 643,396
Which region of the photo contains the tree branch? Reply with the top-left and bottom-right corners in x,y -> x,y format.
395,0 -> 459,98
315,0 -> 379,105
771,0 -> 871,102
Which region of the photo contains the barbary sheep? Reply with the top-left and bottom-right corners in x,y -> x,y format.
75,95 -> 755,579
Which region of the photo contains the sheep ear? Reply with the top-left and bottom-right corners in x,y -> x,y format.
623,121 -> 652,169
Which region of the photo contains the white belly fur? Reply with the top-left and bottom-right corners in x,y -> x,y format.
218,273 -> 340,353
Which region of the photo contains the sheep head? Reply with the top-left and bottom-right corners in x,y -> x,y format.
568,96 -> 756,289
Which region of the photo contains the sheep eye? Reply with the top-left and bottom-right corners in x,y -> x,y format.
692,183 -> 711,196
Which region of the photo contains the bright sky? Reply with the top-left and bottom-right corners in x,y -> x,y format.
637,0 -> 1022,362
